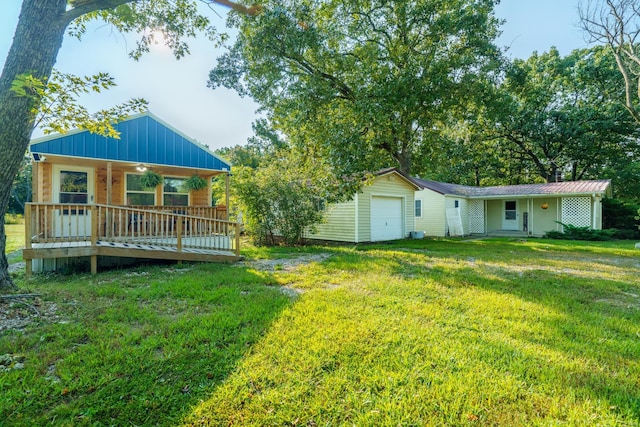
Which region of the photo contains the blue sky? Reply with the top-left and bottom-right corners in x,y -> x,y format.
1,1 -> 589,150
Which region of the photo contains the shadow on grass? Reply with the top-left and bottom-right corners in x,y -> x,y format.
316,244 -> 640,421
0,262 -> 293,426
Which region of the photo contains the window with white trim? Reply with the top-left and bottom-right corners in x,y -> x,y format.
415,199 -> 422,217
126,173 -> 156,206
163,177 -> 189,206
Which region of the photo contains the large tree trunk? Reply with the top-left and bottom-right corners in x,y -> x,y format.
0,0 -> 69,290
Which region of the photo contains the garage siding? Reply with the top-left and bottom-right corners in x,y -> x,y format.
306,198 -> 357,242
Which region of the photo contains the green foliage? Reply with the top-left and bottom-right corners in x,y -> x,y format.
8,155 -> 31,215
139,170 -> 164,190
234,154 -> 330,246
68,0 -> 223,60
11,70 -> 148,137
183,175 -> 208,192
544,223 -> 617,241
602,198 -> 640,239
211,0 -> 502,175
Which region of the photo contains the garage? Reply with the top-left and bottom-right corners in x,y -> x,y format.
371,196 -> 404,241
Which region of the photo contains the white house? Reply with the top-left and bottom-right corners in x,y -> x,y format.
413,178 -> 612,237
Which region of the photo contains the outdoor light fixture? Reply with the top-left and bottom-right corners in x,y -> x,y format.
136,165 -> 147,172
541,203 -> 549,210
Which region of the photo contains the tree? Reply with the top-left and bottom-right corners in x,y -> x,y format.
0,0 -> 254,291
209,0 -> 503,178
580,0 -> 640,122
234,148 -> 342,246
492,47 -> 639,183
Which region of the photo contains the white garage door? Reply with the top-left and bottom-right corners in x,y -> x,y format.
371,196 -> 404,241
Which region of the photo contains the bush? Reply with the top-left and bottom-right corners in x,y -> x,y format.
234,156 -> 329,246
545,223 -> 617,241
602,198 -> 640,239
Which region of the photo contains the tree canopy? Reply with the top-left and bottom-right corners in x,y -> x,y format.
209,0 -> 503,177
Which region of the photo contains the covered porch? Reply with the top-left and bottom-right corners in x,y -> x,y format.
26,112 -> 239,275
23,203 -> 240,277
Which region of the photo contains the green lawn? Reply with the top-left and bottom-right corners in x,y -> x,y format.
1,238 -> 639,426
5,219 -> 24,254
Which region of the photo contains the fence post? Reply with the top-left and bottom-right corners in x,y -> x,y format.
90,204 -> 98,275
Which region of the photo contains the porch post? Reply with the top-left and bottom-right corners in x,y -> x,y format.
106,162 -> 112,205
31,162 -> 39,203
90,204 -> 98,275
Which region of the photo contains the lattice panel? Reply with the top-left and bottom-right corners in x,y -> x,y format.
561,197 -> 591,228
468,200 -> 485,233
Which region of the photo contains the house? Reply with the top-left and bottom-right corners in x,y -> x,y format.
306,168 -> 420,243
23,112 -> 240,276
412,178 -> 612,237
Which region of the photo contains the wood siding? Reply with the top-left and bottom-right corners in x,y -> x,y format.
41,158 -> 215,209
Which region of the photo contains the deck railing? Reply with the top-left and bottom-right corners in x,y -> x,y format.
24,203 -> 240,256
127,205 -> 227,220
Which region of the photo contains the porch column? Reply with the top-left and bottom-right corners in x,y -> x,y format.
106,162 -> 112,205
31,161 -> 39,203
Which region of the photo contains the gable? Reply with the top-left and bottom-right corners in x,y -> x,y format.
29,113 -> 231,172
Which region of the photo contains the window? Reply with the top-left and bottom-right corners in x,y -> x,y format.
454,200 -> 459,208
163,177 -> 189,206
59,171 -> 88,204
126,174 -> 156,206
415,199 -> 422,217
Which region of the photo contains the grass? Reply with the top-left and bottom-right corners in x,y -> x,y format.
1,238 -> 640,426
5,216 -> 24,255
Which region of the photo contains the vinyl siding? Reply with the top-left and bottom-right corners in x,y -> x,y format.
415,189 -> 447,236
308,172 -> 415,243
486,199 -> 502,231
306,198 -> 356,242
530,197 -> 560,236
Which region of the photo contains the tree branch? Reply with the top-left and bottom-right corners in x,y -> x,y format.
63,0 -> 135,25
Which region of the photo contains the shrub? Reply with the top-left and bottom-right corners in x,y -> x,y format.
602,198 -> 640,239
234,157 -> 328,246
545,223 -> 617,241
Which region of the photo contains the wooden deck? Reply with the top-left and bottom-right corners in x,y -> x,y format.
23,203 -> 241,277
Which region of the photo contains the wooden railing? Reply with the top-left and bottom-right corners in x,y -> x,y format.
24,203 -> 240,256
127,205 -> 227,220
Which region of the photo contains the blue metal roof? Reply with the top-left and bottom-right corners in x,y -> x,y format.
29,112 -> 231,172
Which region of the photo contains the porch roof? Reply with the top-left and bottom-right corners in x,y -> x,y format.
29,112 -> 231,172
413,178 -> 612,198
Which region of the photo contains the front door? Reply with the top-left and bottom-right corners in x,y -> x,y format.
502,200 -> 519,230
53,166 -> 94,237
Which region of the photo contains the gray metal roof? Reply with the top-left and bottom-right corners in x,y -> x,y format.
413,177 -> 612,198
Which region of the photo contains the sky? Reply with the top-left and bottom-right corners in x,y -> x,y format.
0,1 -> 591,151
